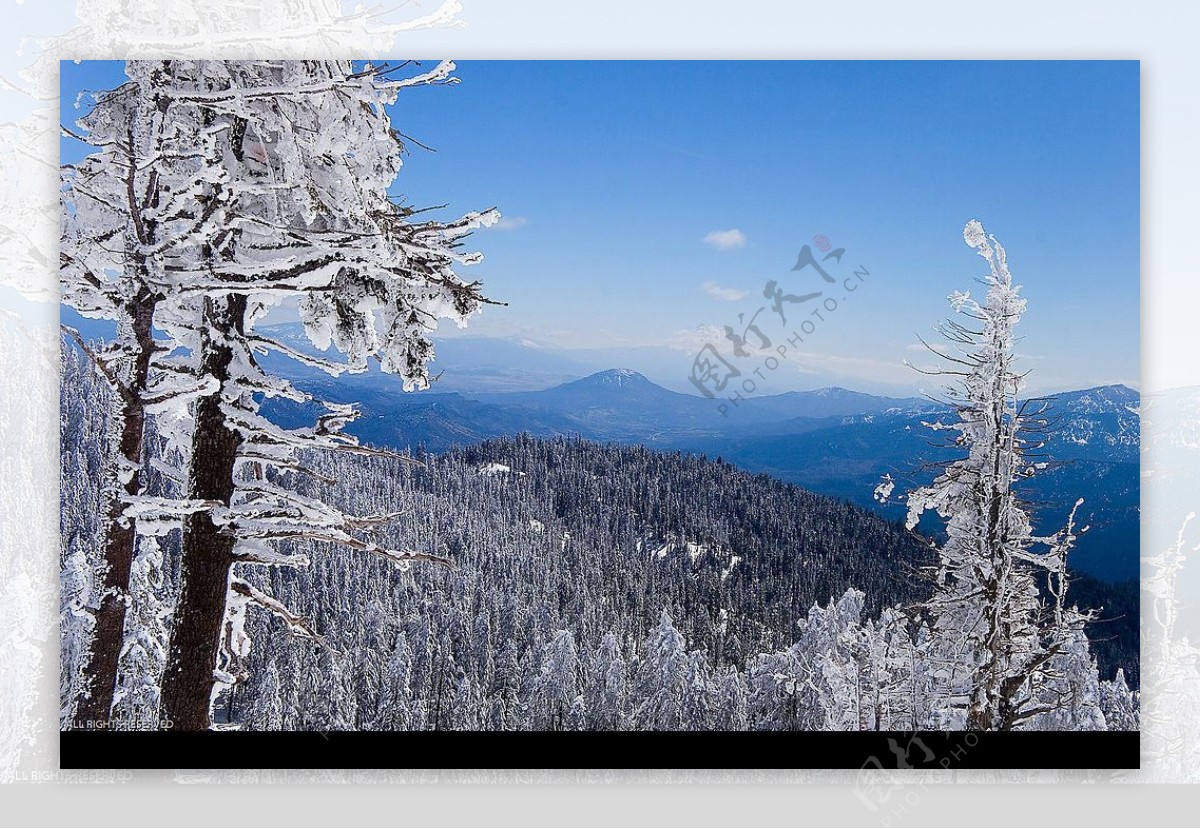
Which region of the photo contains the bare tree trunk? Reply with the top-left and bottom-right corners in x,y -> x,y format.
160,294 -> 246,731
74,292 -> 155,729
969,556 -> 1004,731
968,394 -> 1012,732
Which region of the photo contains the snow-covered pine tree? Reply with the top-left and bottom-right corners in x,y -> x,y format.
871,606 -> 920,730
62,59 -> 501,730
811,590 -> 870,731
59,343 -> 112,726
631,610 -> 689,731
583,631 -> 627,731
680,649 -> 715,731
1099,668 -> 1139,731
712,666 -> 748,731
247,661 -> 284,731
566,694 -> 588,732
488,637 -> 521,731
902,220 -> 1100,731
1024,501 -> 1107,730
532,629 -> 581,731
109,536 -> 170,729
61,58 -> 386,726
377,632 -> 415,731
744,642 -> 804,731
60,60 -> 247,728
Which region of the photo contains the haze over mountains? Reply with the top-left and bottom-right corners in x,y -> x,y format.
253,324 -> 1140,583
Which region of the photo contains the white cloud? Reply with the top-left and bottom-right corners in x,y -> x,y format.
661,325 -> 728,355
703,228 -> 746,250
493,216 -> 528,231
702,280 -> 747,302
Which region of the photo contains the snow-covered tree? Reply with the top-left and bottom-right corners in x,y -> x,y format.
114,60 -> 500,731
1099,668 -> 1139,731
810,590 -> 870,731
583,631 -> 627,731
870,607 -> 920,730
63,58 -> 500,730
247,661 -> 284,731
60,59 -> 245,728
59,342 -> 112,727
744,589 -> 870,731
902,220 -> 1100,730
631,610 -> 689,730
566,694 -> 588,732
532,629 -> 581,731
1141,515 -> 1200,770
712,666 -> 748,731
109,536 -> 170,728
377,633 -> 415,732
680,649 -> 714,731
744,643 -> 807,731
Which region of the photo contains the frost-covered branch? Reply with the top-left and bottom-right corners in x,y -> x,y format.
229,579 -> 333,649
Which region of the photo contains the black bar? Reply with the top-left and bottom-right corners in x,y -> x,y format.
60,730 -> 1138,770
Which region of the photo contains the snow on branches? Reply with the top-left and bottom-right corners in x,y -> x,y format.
900,220 -> 1102,731
61,59 -> 498,728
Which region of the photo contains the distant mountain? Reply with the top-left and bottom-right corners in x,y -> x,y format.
292,367 -> 943,447
1041,384 -> 1140,463
677,386 -> 1139,581
266,384 -> 580,451
730,387 -> 938,426
263,357 -> 1139,581
474,369 -> 723,439
476,370 -> 937,436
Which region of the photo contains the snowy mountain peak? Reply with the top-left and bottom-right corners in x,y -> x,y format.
583,368 -> 651,388
1055,384 -> 1139,413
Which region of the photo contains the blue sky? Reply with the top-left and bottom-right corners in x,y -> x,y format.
61,60 -> 1139,395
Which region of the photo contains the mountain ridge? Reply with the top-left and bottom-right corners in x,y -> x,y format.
210,344 -> 1146,582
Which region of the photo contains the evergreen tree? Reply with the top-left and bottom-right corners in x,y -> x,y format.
631,610 -> 689,731
533,629 -> 581,731
60,59 -> 236,729
903,220 -> 1100,730
110,536 -> 170,729
248,661 -> 284,731
584,632 -> 628,731
132,59 -> 500,730
377,633 -> 415,732
680,650 -> 714,731
712,666 -> 748,731
1099,669 -> 1139,731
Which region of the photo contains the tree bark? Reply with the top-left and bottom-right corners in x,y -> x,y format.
160,294 -> 246,731
73,292 -> 155,729
72,84 -> 166,728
